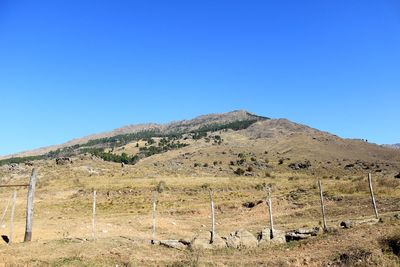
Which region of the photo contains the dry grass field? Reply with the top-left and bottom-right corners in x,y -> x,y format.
0,157 -> 399,266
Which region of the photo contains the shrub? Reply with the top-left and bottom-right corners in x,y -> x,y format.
155,181 -> 167,193
234,168 -> 245,176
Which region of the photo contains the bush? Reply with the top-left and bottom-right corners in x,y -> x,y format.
156,181 -> 167,193
234,168 -> 245,176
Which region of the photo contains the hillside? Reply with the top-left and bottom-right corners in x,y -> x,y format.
1,110 -> 399,179
385,144 -> 400,149
0,110 -> 266,160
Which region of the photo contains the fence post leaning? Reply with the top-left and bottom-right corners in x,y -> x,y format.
92,190 -> 97,240
318,180 -> 328,232
24,168 -> 37,242
266,187 -> 274,239
209,189 -> 215,244
151,191 -> 157,244
368,173 -> 379,219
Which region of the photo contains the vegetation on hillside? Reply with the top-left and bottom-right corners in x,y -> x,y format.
0,119 -> 260,166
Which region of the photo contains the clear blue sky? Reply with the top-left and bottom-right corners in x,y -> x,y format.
0,0 -> 399,156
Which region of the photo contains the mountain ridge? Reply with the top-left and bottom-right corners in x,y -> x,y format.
0,110 -> 266,160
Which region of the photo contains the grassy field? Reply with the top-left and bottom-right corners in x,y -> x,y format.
0,157 -> 399,266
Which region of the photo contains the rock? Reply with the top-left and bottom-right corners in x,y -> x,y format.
258,227 -> 286,245
243,200 -> 263,209
395,173 -> 400,179
179,238 -> 191,246
270,230 -> 287,244
285,227 -> 321,241
340,221 -> 354,229
159,240 -> 187,250
296,227 -> 321,236
226,230 -> 258,249
1,235 -> 9,244
190,232 -> 226,250
285,232 -> 312,241
56,157 -> 72,165
288,160 -> 311,170
339,219 -> 379,229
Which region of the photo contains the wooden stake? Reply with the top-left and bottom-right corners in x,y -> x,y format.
318,180 -> 328,231
10,190 -> 17,244
24,168 -> 37,242
92,190 -> 97,240
151,191 -> 157,244
368,173 -> 379,219
209,189 -> 215,244
266,187 -> 274,238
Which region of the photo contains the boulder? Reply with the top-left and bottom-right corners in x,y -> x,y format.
226,230 -> 258,249
258,227 -> 286,245
190,232 -> 226,250
340,221 -> 354,229
56,157 -> 72,165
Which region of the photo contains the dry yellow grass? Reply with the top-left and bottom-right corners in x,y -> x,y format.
0,155 -> 399,266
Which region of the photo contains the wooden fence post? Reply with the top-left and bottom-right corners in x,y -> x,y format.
24,168 -> 37,242
368,173 -> 379,219
92,190 -> 97,240
151,191 -> 157,244
266,187 -> 274,238
10,190 -> 17,244
209,189 -> 215,244
318,180 -> 328,231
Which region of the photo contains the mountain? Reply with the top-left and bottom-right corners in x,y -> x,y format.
1,110 -> 399,178
385,144 -> 400,149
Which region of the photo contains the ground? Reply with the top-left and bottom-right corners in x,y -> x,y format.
0,156 -> 399,266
